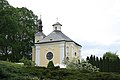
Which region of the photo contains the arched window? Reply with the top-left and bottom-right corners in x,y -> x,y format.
66,47 -> 69,56
66,57 -> 69,61
55,27 -> 57,30
75,52 -> 76,56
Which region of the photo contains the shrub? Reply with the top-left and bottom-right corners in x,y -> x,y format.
54,66 -> 60,69
65,59 -> 99,72
20,57 -> 34,67
47,61 -> 54,69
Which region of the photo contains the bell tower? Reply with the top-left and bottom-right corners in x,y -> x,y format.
52,18 -> 62,31
35,16 -> 46,43
52,22 -> 62,31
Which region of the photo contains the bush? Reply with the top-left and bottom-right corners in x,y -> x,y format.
1,61 -> 120,80
65,59 -> 99,72
20,57 -> 34,67
47,61 -> 54,69
54,66 -> 60,69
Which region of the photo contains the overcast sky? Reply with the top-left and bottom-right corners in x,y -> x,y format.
7,0 -> 120,59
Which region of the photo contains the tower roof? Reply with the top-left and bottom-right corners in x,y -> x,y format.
35,16 -> 46,37
38,16 -> 43,32
52,22 -> 62,26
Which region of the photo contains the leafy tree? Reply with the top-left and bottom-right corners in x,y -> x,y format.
14,7 -> 38,60
103,52 -> 119,60
0,0 -> 38,62
0,0 -> 10,9
0,6 -> 19,59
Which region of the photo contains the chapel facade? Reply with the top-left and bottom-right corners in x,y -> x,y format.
32,18 -> 82,67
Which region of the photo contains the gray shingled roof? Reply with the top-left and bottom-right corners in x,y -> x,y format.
35,31 -> 46,37
37,30 -> 82,47
39,30 -> 72,43
52,22 -> 62,26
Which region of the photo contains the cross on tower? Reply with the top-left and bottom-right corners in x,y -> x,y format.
56,17 -> 58,22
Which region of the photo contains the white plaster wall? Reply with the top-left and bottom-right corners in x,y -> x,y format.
35,46 -> 40,66
60,44 -> 64,64
72,46 -> 74,58
53,25 -> 61,31
79,46 -> 82,61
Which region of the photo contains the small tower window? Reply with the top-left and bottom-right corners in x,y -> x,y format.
50,39 -> 53,41
55,27 -> 57,30
75,52 -> 77,56
66,57 -> 69,61
37,40 -> 39,42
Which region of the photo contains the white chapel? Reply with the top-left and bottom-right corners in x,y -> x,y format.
32,17 -> 82,67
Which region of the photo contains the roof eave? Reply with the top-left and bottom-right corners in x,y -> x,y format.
35,40 -> 82,47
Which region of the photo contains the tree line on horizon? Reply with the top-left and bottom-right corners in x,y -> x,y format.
86,52 -> 120,72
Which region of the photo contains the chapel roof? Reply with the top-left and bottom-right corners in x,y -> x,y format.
39,30 -> 81,47
40,30 -> 72,42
